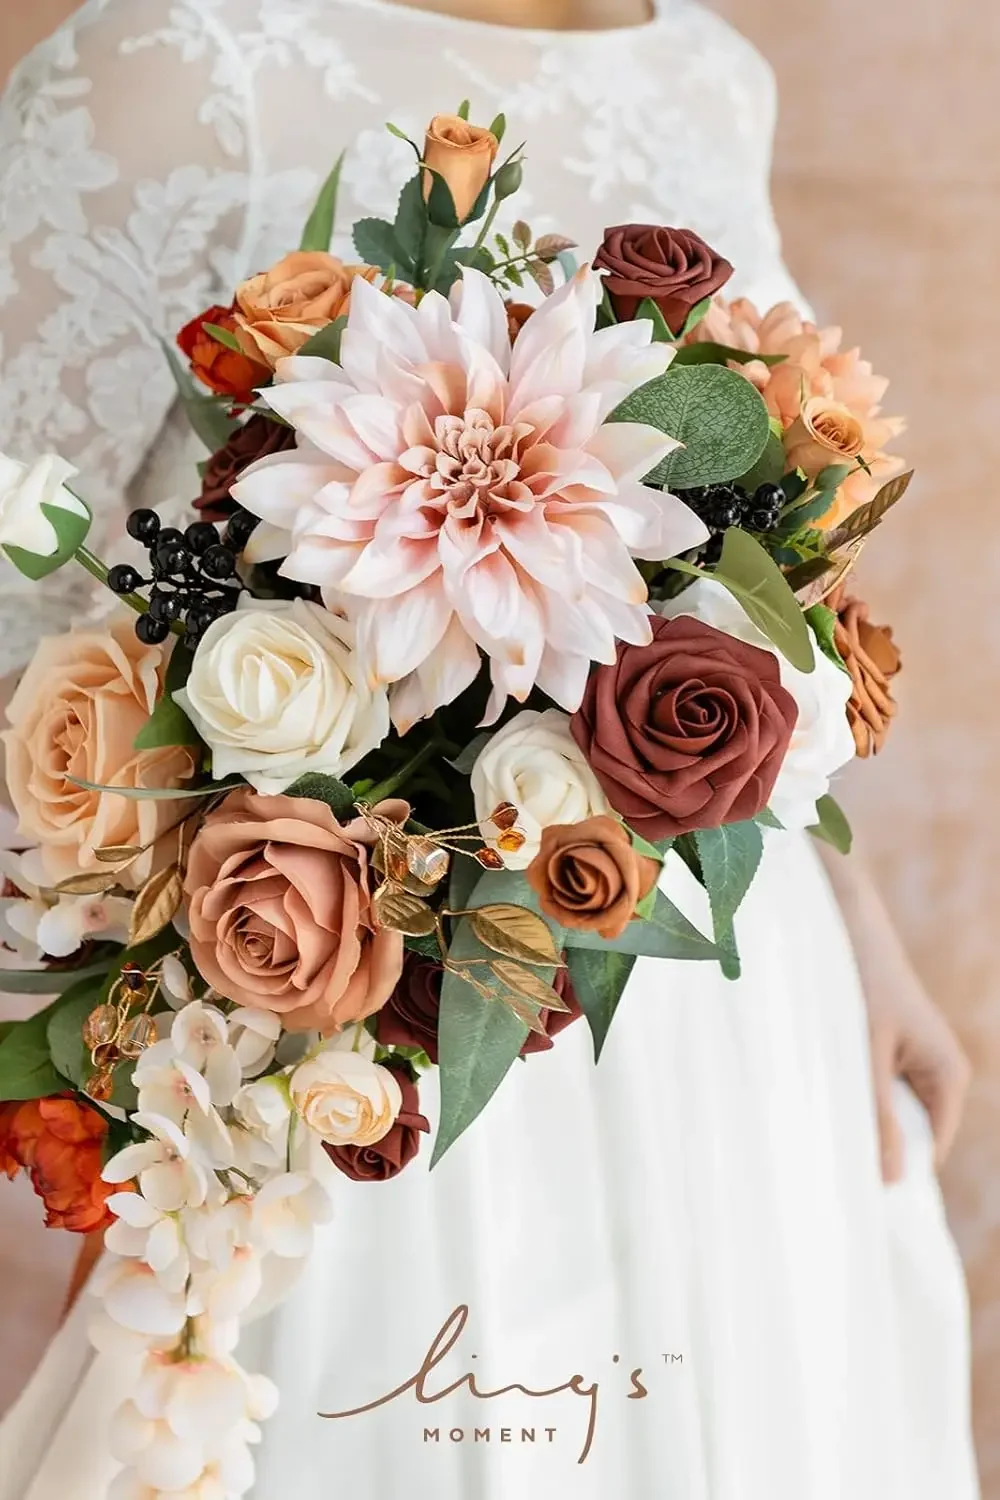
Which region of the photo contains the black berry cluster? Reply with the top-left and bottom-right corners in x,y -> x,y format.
109,509 -> 255,651
680,481 -> 786,535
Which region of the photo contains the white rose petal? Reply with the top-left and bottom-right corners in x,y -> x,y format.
470,708 -> 610,869
658,579 -> 855,831
175,597 -> 390,794
0,451 -> 91,568
289,1048 -> 403,1147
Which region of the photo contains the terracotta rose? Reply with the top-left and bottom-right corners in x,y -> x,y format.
571,615 -> 799,839
593,224 -> 734,332
176,302 -> 270,404
195,414 -> 297,520
0,1097 -> 116,1233
526,815 -> 659,940
324,1065 -> 430,1182
234,252 -> 378,366
184,791 -> 407,1033
828,587 -> 902,757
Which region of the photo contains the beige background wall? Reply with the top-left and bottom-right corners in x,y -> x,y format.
713,0 -> 1000,1483
2,0 -> 999,1486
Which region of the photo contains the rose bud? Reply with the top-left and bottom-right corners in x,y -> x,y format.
422,113 -> 499,224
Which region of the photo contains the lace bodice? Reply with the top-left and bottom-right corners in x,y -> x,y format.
0,0 -> 801,676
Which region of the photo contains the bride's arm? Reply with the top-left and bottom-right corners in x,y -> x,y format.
815,838 -> 970,1183
0,0 -> 256,680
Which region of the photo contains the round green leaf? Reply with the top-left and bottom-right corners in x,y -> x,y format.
611,364 -> 771,489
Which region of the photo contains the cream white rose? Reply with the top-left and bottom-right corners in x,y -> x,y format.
175,597 -> 389,794
0,452 -> 91,574
289,1049 -> 402,1147
471,708 -> 610,869
658,579 -> 855,831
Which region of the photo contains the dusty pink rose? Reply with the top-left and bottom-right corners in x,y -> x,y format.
687,297 -> 906,526
184,790 -> 407,1033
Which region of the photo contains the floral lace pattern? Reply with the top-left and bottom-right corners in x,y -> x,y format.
0,0 -> 802,677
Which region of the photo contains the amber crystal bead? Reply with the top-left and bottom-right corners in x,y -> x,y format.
119,1013 -> 158,1058
83,1003 -> 120,1051
120,963 -> 148,992
489,801 -> 519,832
474,846 -> 505,870
84,1069 -> 115,1104
496,829 -> 526,854
405,837 -> 450,886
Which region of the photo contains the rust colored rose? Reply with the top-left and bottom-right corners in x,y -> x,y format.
184,790 -> 407,1033
571,615 -> 799,839
324,1066 -> 429,1182
376,953 -> 582,1062
593,224 -> 734,333
194,414 -> 298,521
422,114 -> 499,224
828,587 -> 902,757
234,253 -> 378,367
505,301 -> 535,344
0,1096 -> 116,1233
177,303 -> 270,405
526,815 -> 660,941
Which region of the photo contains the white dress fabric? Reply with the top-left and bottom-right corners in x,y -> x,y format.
0,2 -> 979,1498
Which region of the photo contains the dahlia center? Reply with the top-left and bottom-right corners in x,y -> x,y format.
422,410 -> 530,516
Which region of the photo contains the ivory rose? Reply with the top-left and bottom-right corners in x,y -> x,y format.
783,397 -> 866,479
2,618 -> 195,884
234,252 -> 378,366
289,1048 -> 402,1147
422,114 -> 498,223
0,452 -> 91,578
471,708 -> 610,870
184,791 -> 407,1032
175,597 -> 390,795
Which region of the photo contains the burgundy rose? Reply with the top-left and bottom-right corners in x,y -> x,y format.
571,615 -> 798,839
593,224 -> 733,333
195,414 -> 297,521
324,1067 -> 430,1182
375,953 -> 583,1062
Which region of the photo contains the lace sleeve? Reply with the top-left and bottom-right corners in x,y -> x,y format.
0,0 -> 256,675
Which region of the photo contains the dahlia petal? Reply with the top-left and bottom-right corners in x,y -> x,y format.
586,420 -> 681,484
232,451 -> 348,531
356,580 -> 453,685
242,521 -> 290,565
340,536 -> 440,598
533,646 -> 595,713
339,395 -> 403,462
346,274 -> 428,366
274,354 -> 346,384
452,268 -> 511,375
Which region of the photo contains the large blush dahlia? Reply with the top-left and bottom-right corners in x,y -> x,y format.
233,269 -> 708,726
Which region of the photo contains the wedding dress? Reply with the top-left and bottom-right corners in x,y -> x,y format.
0,2 -> 980,1497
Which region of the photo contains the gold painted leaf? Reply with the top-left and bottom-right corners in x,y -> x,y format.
129,865 -> 183,946
469,904 -> 561,966
95,844 -> 144,864
823,469 -> 913,553
373,884 -> 437,938
793,540 -> 865,609
489,966 -> 548,1035
490,958 -> 569,1012
54,872 -> 118,896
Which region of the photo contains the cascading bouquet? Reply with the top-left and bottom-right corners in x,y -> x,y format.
0,106 -> 907,1500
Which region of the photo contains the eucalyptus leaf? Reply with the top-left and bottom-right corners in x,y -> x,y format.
160,339 -> 239,452
809,794 -> 853,855
565,948 -> 636,1061
737,431 -> 785,493
804,604 -> 848,672
299,151 -> 345,252
611,365 -> 771,489
563,889 -> 718,962
712,528 -> 816,673
0,960 -> 113,996
0,1002 -> 66,1100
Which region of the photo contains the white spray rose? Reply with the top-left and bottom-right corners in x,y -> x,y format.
175,596 -> 389,794
0,452 -> 91,575
470,708 -> 610,869
288,1048 -> 402,1147
658,578 -> 855,830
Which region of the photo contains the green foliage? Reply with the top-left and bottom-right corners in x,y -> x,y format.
0,1001 -> 67,1101
285,772 -> 356,817
562,889 -> 718,962
0,959 -> 111,996
634,297 -> 674,343
805,604 -> 849,672
809,794 -> 853,855
611,365 -> 771,490
671,340 -> 787,368
202,322 -> 243,354
754,807 -> 784,829
299,152 -> 345,252
565,948 -> 636,1061
737,432 -> 786,493
692,820 -> 764,979
300,316 -> 348,364
672,296 -> 715,339
160,338 -> 239,452
711,528 -> 816,673
3,499 -> 93,582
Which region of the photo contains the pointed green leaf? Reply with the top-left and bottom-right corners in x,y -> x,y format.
352,217 -> 405,275
712,527 -> 816,672
0,1002 -> 66,1100
135,693 -> 201,750
565,948 -> 636,1061
671,340 -> 788,368
611,364 -> 771,489
563,889 -> 718,961
0,960 -> 113,996
300,315 -> 348,364
804,604 -> 848,672
488,112 -> 506,143
432,963 -> 530,1166
809,794 -> 853,855
754,807 -> 784,829
160,339 -> 239,452
2,497 -> 92,581
693,819 -> 763,960
456,99 -> 471,121
634,297 -> 674,343
672,295 -> 715,339
202,322 -> 243,353
424,168 -> 459,229
300,152 -> 345,252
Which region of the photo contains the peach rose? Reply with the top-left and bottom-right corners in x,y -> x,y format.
234,252 -> 378,366
184,790 -> 407,1032
422,114 -> 498,223
783,396 -> 866,479
2,619 -> 195,885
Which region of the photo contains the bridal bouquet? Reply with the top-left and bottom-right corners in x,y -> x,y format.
0,107 -> 906,1500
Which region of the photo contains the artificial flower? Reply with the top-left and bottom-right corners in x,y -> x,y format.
289,1047 -> 402,1147
103,1111 -> 210,1214
234,252 -> 378,366
176,304 -> 270,405
0,1095 -> 116,1232
687,297 -> 906,524
227,1008 -> 283,1076
176,598 -> 390,794
827,585 -> 902,757
232,267 -> 708,727
525,814 -> 660,940
594,224 -> 734,332
184,791 -> 407,1031
783,396 -> 866,479
93,1254 -> 189,1337
194,414 -> 297,521
251,1171 -> 333,1258
571,611 -> 799,838
325,1065 -> 429,1181
0,451 -> 91,574
0,843 -> 131,959
2,618 -> 195,884
422,113 -> 498,222
171,1002 -> 243,1106
104,1191 -> 191,1294
470,707 -> 610,869
658,579 -> 856,829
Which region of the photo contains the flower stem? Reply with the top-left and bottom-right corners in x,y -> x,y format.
74,543 -> 149,616
470,196 -> 503,256
362,738 -> 443,806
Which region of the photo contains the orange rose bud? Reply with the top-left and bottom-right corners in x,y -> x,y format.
0,1096 -> 116,1234
422,114 -> 499,224
177,303 -> 269,404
